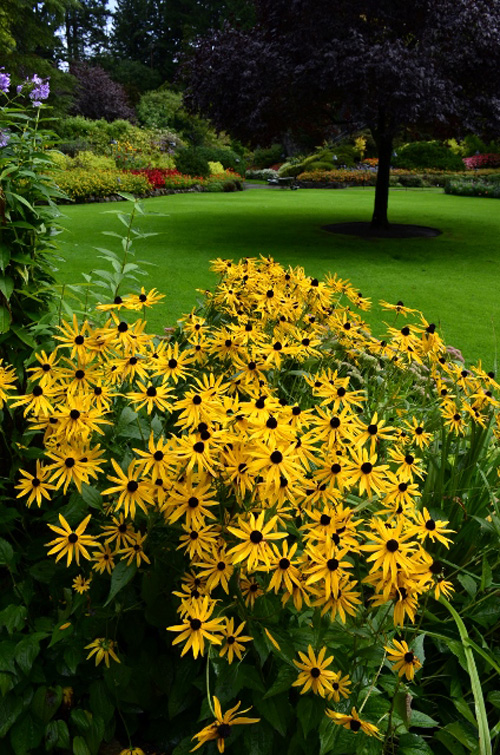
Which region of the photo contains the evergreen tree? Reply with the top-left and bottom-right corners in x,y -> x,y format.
64,0 -> 109,62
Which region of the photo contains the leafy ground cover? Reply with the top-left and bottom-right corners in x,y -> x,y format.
58,188 -> 500,367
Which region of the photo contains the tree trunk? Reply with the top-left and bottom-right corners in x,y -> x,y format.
371,131 -> 394,229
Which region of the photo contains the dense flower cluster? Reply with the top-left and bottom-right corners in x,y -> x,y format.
8,257 -> 500,745
463,153 -> 500,170
297,169 -> 376,185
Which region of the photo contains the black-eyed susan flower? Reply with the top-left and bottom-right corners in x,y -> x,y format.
239,576 -> 264,607
92,542 -> 116,574
304,543 -> 353,598
85,637 -> 120,667
328,671 -> 352,702
362,518 -> 417,583
54,314 -> 90,360
195,547 -> 234,593
118,532 -> 151,567
72,574 -> 92,594
27,350 -> 60,387
127,380 -> 174,414
46,514 -> 97,567
292,645 -> 336,697
385,639 -> 422,680
406,507 -> 454,547
167,595 -> 225,658
345,447 -> 389,497
9,383 -> 57,416
266,540 -> 301,594
46,445 -> 103,494
177,523 -> 220,559
102,460 -> 154,519
15,461 -> 55,507
100,514 -> 136,548
191,696 -> 259,753
0,360 -> 17,407
219,617 -> 252,663
227,511 -> 287,570
166,475 -> 218,528
325,706 -> 380,737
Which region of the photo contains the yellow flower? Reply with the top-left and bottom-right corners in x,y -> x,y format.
167,596 -> 225,658
292,645 -> 336,697
72,575 -> 92,594
219,617 -> 252,663
46,514 -> 97,567
325,706 -> 380,738
191,696 -> 259,753
85,637 -> 120,668
385,639 -> 422,681
15,461 -> 55,507
227,511 -> 287,570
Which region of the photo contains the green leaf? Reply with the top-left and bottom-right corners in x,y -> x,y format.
89,681 -> 114,724
71,709 -> 92,734
398,733 -> 435,755
263,664 -> 297,699
242,719 -> 274,755
0,537 -> 14,566
0,694 -> 24,737
10,711 -> 45,754
0,642 -> 17,672
0,244 -> 11,272
73,735 -> 91,755
0,672 -> 15,695
437,721 -> 478,750
0,604 -> 27,634
481,556 -> 493,591
254,692 -> 292,737
457,573 -> 477,598
64,645 -> 82,675
0,303 -> 11,333
319,715 -> 339,755
409,710 -> 439,729
440,596 -> 492,755
32,686 -> 62,724
15,633 -> 43,675
45,719 -> 70,751
80,484 -> 103,510
487,690 -> 500,709
0,275 -> 14,301
296,695 -> 324,739
104,560 -> 137,606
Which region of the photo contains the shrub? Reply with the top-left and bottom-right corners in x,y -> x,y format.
54,168 -> 151,201
397,173 -> 427,187
72,151 -> 116,171
445,177 -> 500,198
208,160 -> 225,175
278,161 -> 306,177
245,168 -> 279,180
393,141 -> 464,171
252,143 -> 284,168
174,147 -> 210,178
297,169 -> 377,186
136,88 -> 184,131
196,145 -> 243,172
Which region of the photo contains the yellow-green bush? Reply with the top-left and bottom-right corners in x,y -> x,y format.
72,151 -> 117,171
208,160 -> 225,175
54,168 -> 151,201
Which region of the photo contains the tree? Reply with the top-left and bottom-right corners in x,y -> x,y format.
70,62 -> 135,121
183,0 -> 500,229
64,0 -> 109,62
110,0 -> 255,82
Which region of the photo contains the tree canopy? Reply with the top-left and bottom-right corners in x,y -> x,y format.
184,0 -> 500,227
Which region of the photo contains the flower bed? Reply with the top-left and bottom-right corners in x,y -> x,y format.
463,153 -> 500,170
3,252 -> 500,753
445,175 -> 500,198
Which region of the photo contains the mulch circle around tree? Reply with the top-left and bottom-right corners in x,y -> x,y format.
321,222 -> 442,239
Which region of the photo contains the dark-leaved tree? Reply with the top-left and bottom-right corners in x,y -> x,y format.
184,0 -> 500,229
70,62 -> 136,122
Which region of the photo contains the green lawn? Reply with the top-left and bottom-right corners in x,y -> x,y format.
57,187 -> 500,367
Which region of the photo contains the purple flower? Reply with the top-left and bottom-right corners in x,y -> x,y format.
0,130 -> 10,148
28,74 -> 50,107
0,68 -> 10,94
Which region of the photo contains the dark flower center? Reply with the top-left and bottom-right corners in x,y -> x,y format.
188,497 -> 199,508
192,394 -> 202,405
367,424 -> 378,435
42,363 -> 51,372
279,558 -> 290,570
227,636 -> 235,645
266,416 -> 278,429
405,455 -> 414,464
65,457 -> 75,468
118,524 -> 127,533
350,719 -> 361,732
404,651 -> 415,663
425,519 -> 436,530
74,335 -> 85,345
217,561 -> 226,571
327,558 -> 339,571
310,667 -> 321,678
190,618 -> 202,630
168,358 -> 178,369
118,322 -> 128,333
320,514 -> 331,526
147,386 -> 157,396
238,462 -> 247,473
270,450 -> 283,464
32,477 -> 41,487
415,427 -> 423,435
330,417 -> 340,428
127,480 -> 139,492
250,530 -> 263,544
386,539 -> 399,553
332,682 -> 339,690
33,385 -> 44,397
361,462 -> 373,474
154,451 -> 164,461
129,357 -> 138,365
401,326 -> 410,336
248,361 -> 256,370
331,463 -> 341,474
217,723 -> 232,739
193,441 -> 205,453
256,397 -> 266,409
70,409 -> 80,420
68,533 -> 78,543
139,293 -> 147,302
75,370 -> 85,380
292,406 -> 301,416
337,387 -> 346,397
190,531 -> 198,540
398,482 -> 408,492
94,387 -> 102,395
